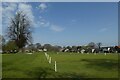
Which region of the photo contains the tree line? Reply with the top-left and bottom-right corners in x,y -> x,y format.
1,36 -> 103,53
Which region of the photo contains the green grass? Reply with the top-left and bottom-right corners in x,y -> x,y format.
2,52 -> 119,78
0,54 -> 2,78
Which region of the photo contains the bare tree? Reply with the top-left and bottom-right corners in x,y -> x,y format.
0,35 -> 2,49
97,42 -> 102,49
88,42 -> 96,49
7,11 -> 32,49
0,35 -> 5,48
35,43 -> 41,49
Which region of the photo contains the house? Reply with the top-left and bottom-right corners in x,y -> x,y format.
115,46 -> 120,53
64,49 -> 69,52
0,50 -> 2,53
81,49 -> 85,53
38,49 -> 43,52
43,48 -> 47,52
101,46 -> 116,53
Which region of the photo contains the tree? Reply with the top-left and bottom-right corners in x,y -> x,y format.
52,45 -> 62,52
0,35 -> 2,49
35,43 -> 41,49
0,35 -> 5,49
88,42 -> 96,49
43,44 -> 52,51
77,46 -> 81,52
3,40 -> 18,53
66,46 -> 71,52
43,44 -> 61,52
97,42 -> 102,49
71,46 -> 77,52
7,11 -> 32,49
27,44 -> 36,52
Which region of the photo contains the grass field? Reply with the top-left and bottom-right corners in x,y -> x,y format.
2,52 -> 119,78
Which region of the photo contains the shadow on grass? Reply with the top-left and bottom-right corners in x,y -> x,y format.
2,59 -> 118,79
81,59 -> 118,70
2,65 -> 86,78
26,67 -> 55,78
25,67 -> 86,78
56,72 -> 86,78
2,66 -> 119,79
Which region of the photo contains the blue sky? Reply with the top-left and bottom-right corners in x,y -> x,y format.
2,2 -> 118,46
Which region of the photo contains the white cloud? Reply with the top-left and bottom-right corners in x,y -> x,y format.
99,28 -> 107,32
35,16 -> 50,28
37,3 -> 47,12
99,24 -> 114,33
2,2 -> 64,33
2,0 -> 22,2
50,25 -> 64,32
2,0 -> 119,2
35,16 -> 65,33
18,3 -> 35,26
2,2 -> 49,30
36,17 -> 64,32
2,3 -> 37,28
36,21 -> 50,27
2,3 -> 17,29
2,0 -> 50,2
39,3 -> 47,10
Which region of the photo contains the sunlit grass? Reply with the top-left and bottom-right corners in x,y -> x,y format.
2,52 -> 118,78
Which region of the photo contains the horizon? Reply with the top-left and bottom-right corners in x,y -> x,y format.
1,2 -> 118,46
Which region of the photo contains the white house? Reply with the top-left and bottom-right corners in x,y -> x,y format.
81,49 -> 85,53
43,49 -> 47,52
38,49 -> 43,52
0,50 -> 2,53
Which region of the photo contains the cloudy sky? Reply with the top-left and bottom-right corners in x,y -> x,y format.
1,2 -> 118,46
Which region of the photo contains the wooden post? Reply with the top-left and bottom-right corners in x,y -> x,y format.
47,55 -> 49,60
45,52 -> 47,59
55,61 -> 57,72
49,57 -> 51,64
45,53 -> 46,56
105,53 -> 106,55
